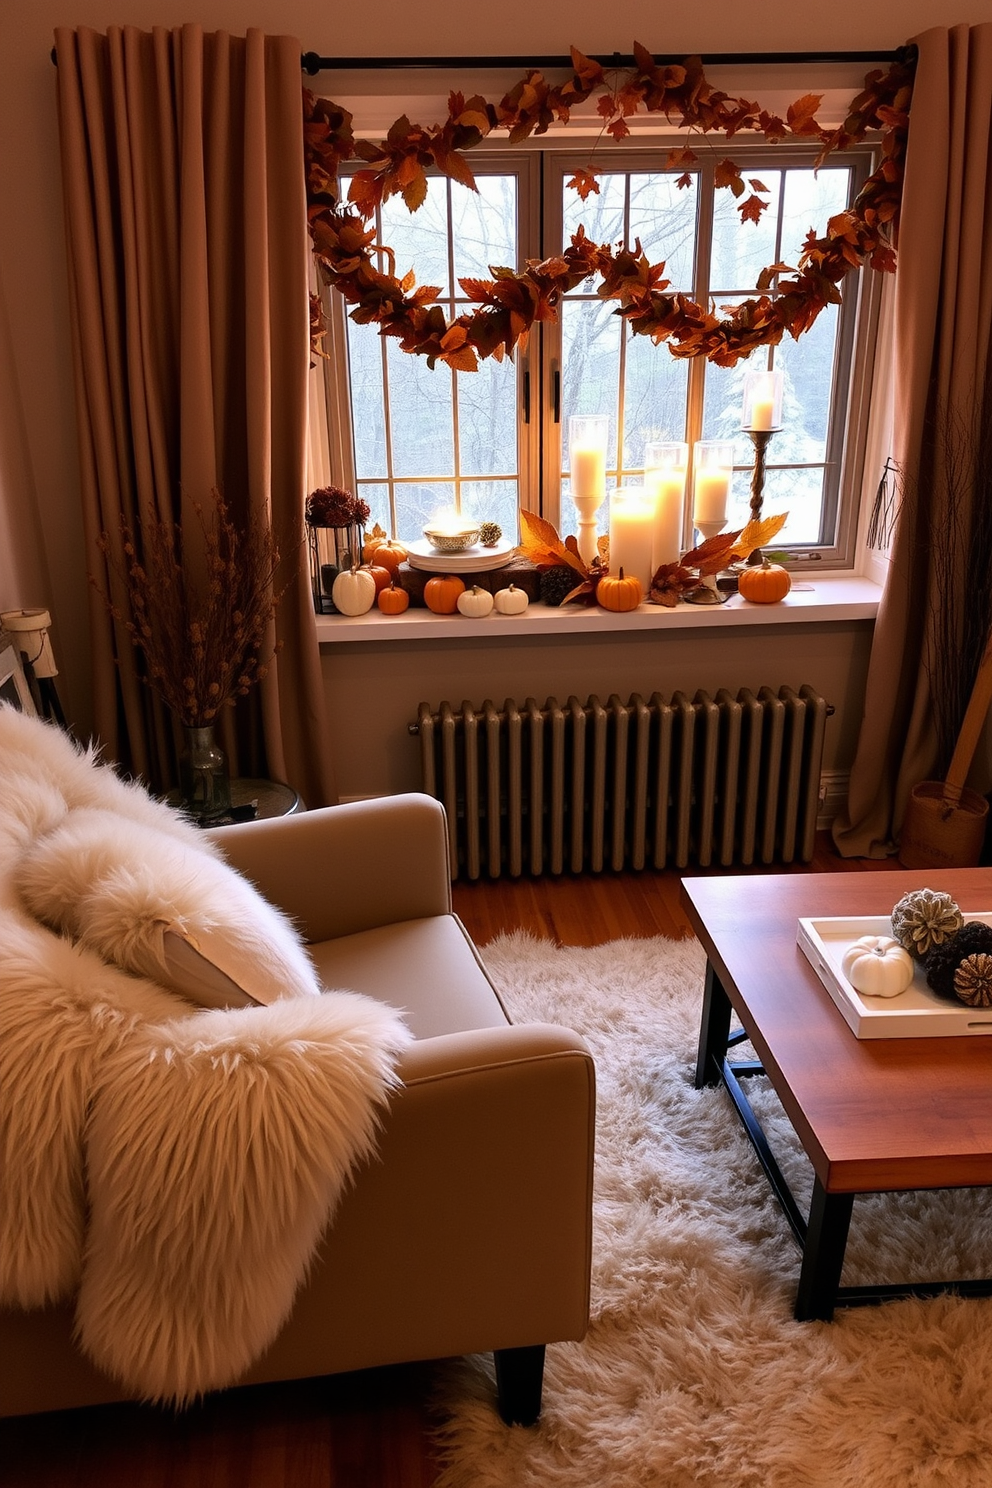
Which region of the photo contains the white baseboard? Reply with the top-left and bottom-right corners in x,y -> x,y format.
817,769 -> 849,831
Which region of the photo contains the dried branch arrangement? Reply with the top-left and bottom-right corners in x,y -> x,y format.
304,44 -> 916,371
98,497 -> 283,728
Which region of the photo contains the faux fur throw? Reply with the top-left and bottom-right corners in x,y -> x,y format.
0,706 -> 412,1402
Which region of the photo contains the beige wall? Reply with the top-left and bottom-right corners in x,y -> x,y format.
0,2 -> 976,795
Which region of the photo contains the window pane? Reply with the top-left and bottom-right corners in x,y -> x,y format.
457,353 -> 517,477
628,172 -> 697,292
385,339 -> 455,479
346,323 -> 388,479
387,482 -> 456,545
562,172 -> 626,257
622,330 -> 690,470
781,167 -> 850,267
710,171 -> 781,292
757,466 -> 826,546
452,175 -> 517,283
774,303 -> 839,463
560,297 -> 622,537
459,479 -> 519,540
355,482 -> 391,538
380,179 -> 450,296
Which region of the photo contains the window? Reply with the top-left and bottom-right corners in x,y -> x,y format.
319,134 -> 879,568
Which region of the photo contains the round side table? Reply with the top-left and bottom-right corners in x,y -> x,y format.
167,778 -> 302,826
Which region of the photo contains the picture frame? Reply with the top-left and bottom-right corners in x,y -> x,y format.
0,629 -> 37,715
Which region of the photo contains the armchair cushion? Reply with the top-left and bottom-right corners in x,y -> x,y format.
17,807 -> 322,1010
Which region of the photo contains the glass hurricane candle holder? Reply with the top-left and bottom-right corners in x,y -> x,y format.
741,368 -> 784,432
568,415 -> 609,564
644,441 -> 687,575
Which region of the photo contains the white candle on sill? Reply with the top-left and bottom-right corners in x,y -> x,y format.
645,441 -> 688,574
609,488 -> 655,593
693,470 -> 730,525
571,444 -> 606,500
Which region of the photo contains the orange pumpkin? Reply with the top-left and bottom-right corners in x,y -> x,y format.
738,559 -> 791,604
377,582 -> 410,615
597,568 -> 643,613
371,540 -> 408,576
364,563 -> 392,594
424,575 -> 466,614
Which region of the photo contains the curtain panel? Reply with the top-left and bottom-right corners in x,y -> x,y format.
834,23 -> 992,858
54,24 -> 335,807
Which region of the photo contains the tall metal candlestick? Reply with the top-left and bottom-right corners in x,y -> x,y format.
746,428 -> 774,565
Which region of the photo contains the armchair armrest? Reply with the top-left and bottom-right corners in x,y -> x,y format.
246,1020 -> 597,1384
207,793 -> 451,942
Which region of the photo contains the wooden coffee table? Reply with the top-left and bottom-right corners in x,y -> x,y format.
681,867 -> 992,1321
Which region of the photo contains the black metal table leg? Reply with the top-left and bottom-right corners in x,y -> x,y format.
794,1178 -> 854,1322
694,961 -> 733,1088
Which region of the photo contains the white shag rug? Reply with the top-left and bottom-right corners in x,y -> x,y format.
433,932 -> 992,1488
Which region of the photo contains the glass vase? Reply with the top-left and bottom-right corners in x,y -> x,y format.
179,725 -> 232,825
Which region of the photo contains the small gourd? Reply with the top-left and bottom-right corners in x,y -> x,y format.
423,575 -> 466,615
456,585 -> 495,618
331,566 -> 376,616
840,935 -> 914,998
377,582 -> 410,615
738,559 -> 791,604
493,583 -> 529,616
597,568 -> 643,613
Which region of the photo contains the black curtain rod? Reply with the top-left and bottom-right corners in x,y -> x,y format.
301,47 -> 916,76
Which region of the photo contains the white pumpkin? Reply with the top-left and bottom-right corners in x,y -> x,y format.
331,566 -> 376,616
456,585 -> 495,618
840,935 -> 914,998
493,583 -> 529,616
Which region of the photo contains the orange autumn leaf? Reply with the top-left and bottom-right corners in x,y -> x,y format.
729,510 -> 789,560
567,166 -> 601,201
516,509 -> 589,576
787,93 -> 824,136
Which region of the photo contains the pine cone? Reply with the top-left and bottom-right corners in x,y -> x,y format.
954,953 -> 992,1008
478,521 -> 502,547
890,888 -> 963,960
540,565 -> 579,606
925,921 -> 992,1002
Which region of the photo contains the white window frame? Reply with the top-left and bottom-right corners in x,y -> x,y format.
314,107 -> 885,575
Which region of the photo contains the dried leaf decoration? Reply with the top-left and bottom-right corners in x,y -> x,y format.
303,46 -> 916,371
515,510 -> 589,579
729,510 -> 789,560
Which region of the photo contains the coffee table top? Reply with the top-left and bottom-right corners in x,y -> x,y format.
681,868 -> 992,1195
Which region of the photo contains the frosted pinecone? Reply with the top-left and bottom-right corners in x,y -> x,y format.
478,521 -> 502,547
891,888 -> 963,960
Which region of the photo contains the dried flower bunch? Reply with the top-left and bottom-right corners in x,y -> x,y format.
305,485 -> 371,528
99,496 -> 283,728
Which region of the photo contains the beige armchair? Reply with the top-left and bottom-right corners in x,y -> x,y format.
0,793 -> 595,1425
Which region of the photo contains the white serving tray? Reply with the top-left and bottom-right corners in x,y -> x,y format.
797,913 -> 992,1039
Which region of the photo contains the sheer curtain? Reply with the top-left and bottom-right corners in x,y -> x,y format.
55,24 -> 336,807
833,24 -> 992,858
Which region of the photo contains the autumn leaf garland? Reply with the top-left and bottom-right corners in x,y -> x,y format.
304,43 -> 916,372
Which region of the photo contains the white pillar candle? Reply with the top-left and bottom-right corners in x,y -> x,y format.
749,395 -> 776,431
571,443 -> 606,500
693,470 -> 730,524
742,368 -> 783,431
646,467 -> 686,572
609,488 -> 655,593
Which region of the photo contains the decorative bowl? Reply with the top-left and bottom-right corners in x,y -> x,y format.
423,526 -> 480,553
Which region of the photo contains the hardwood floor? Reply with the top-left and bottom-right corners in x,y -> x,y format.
1,833 -> 892,1487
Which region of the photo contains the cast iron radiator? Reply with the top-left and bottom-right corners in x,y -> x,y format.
410,685 -> 831,882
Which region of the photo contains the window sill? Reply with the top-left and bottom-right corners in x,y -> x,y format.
315,573 -> 881,643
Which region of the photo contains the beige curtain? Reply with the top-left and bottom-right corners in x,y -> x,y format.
54,24 -> 336,807
833,23 -> 992,858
